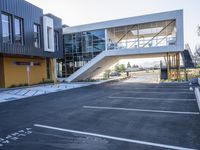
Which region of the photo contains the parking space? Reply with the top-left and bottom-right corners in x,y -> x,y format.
0,80 -> 200,150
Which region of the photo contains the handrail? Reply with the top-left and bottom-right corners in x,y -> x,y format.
185,44 -> 194,59
143,20 -> 175,48
116,25 -> 137,44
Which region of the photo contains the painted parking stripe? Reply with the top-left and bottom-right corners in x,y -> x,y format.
112,87 -> 190,90
83,106 -> 200,115
34,124 -> 196,150
111,88 -> 191,92
109,96 -> 196,101
119,91 -> 194,94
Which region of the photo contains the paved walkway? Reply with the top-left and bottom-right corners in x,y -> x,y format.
0,83 -> 91,103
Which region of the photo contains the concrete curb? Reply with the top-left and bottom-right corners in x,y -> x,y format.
194,87 -> 200,111
0,83 -> 54,92
95,77 -> 130,85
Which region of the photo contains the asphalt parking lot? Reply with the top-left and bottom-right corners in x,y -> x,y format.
0,79 -> 200,150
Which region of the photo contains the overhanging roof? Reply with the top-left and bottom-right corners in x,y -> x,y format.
63,10 -> 183,34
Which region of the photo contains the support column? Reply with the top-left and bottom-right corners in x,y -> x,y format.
105,29 -> 108,51
177,53 -> 181,81
167,53 -> 170,81
50,58 -> 57,84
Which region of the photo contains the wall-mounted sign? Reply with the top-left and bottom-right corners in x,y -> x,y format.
13,61 -> 41,66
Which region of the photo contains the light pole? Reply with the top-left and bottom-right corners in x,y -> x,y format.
26,65 -> 30,86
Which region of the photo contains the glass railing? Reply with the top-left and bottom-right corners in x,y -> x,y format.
107,37 -> 176,50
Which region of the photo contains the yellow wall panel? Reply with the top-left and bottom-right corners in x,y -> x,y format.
0,57 -> 5,88
3,57 -> 47,88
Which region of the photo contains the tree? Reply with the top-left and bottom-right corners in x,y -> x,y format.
114,64 -> 126,73
103,69 -> 111,79
194,25 -> 200,65
132,64 -> 139,68
127,62 -> 131,68
114,65 -> 120,73
194,45 -> 200,65
119,64 -> 126,73
197,25 -> 200,37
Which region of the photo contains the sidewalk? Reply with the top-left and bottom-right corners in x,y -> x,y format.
0,83 -> 92,103
0,77 -> 126,104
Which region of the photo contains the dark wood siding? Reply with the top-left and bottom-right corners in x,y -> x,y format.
0,0 -> 63,58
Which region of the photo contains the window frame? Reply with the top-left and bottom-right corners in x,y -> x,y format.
14,16 -> 24,45
33,23 -> 41,48
1,12 -> 13,43
54,30 -> 59,51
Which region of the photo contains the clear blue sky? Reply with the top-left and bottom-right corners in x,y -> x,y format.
27,0 -> 200,52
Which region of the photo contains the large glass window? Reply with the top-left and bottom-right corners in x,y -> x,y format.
92,30 -> 105,52
63,29 -> 105,54
62,29 -> 105,77
82,32 -> 93,52
107,19 -> 176,50
33,24 -> 41,48
14,17 -> 24,45
1,13 -> 12,43
64,34 -> 73,53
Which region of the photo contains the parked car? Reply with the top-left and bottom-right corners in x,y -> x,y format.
110,72 -> 121,76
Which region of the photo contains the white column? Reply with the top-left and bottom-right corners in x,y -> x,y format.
105,29 -> 108,51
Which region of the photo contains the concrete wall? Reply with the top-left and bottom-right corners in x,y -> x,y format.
43,16 -> 55,52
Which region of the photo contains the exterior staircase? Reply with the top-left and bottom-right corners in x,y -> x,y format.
181,44 -> 195,68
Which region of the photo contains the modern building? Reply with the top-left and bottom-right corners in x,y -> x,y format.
60,10 -> 184,82
0,0 -> 63,88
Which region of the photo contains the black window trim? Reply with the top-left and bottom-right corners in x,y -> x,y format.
14,16 -> 24,45
1,11 -> 13,43
54,30 -> 59,51
33,23 -> 41,48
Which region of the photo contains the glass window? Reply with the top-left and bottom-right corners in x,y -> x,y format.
14,17 -> 24,45
92,30 -> 105,41
34,24 -> 41,48
54,31 -> 59,51
1,13 -> 12,43
83,32 -> 93,52
93,40 -> 105,52
107,19 -> 176,50
64,34 -> 73,53
62,29 -> 106,77
47,27 -> 51,49
64,34 -> 73,43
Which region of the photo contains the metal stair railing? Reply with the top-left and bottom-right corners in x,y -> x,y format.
185,44 -> 195,65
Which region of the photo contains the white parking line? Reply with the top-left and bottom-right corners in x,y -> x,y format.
111,88 -> 190,91
83,106 -> 200,115
34,124 -> 196,150
109,96 -> 196,101
119,91 -> 193,94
